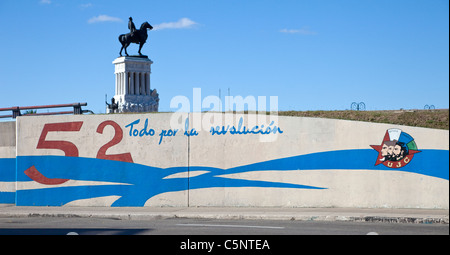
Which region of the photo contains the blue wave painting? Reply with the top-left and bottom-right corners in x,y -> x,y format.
0,158 -> 16,203
13,149 -> 449,206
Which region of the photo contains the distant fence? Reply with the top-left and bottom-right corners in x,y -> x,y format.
351,102 -> 366,111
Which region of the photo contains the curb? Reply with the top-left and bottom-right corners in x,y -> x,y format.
1,209 -> 448,224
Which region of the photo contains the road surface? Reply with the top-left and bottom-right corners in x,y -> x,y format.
0,216 -> 447,235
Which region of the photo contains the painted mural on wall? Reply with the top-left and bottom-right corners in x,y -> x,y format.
1,114 -> 449,207
14,116 -> 291,206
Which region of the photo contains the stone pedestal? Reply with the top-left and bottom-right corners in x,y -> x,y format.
109,56 -> 159,113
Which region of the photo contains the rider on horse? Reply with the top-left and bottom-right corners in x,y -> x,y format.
119,18 -> 153,56
128,17 -> 137,41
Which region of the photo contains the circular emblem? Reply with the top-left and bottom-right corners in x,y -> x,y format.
370,129 -> 421,168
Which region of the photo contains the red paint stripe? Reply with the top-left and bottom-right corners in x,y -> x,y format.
24,166 -> 69,185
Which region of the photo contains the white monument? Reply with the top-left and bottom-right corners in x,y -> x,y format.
109,56 -> 159,113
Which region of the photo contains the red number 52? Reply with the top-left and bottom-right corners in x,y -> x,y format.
36,121 -> 133,163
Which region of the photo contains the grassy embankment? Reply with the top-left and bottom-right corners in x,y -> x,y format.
277,109 -> 449,130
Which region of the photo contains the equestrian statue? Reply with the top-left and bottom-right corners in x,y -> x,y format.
119,17 -> 153,56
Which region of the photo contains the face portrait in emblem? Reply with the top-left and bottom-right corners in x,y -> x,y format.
371,129 -> 420,168
380,140 -> 396,161
392,142 -> 408,161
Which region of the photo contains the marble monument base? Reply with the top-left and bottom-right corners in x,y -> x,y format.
109,56 -> 160,114
112,93 -> 159,113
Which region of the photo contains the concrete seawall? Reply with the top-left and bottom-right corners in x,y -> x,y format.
1,113 -> 448,208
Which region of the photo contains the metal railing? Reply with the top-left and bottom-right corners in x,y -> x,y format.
424,104 -> 435,110
351,102 -> 366,111
0,103 -> 93,119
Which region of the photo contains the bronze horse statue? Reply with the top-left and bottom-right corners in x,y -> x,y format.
119,21 -> 153,56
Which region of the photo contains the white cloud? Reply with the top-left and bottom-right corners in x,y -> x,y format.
88,15 -> 123,24
80,3 -> 93,9
40,0 -> 51,4
153,18 -> 198,31
280,27 -> 317,35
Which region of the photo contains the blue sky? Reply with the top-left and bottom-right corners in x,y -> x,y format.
0,0 -> 448,115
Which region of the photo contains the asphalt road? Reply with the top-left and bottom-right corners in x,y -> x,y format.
0,216 -> 448,235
